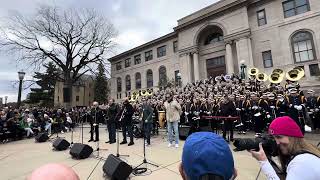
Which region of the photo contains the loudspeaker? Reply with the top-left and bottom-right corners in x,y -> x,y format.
69,143 -> 93,159
179,125 -> 191,140
103,154 -> 132,180
35,133 -> 49,142
53,138 -> 70,151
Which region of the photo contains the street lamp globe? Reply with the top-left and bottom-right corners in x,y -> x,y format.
240,60 -> 245,65
18,71 -> 26,80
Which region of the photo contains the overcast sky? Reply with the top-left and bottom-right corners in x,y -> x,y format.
0,0 -> 219,103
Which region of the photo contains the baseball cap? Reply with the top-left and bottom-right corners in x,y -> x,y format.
182,132 -> 234,180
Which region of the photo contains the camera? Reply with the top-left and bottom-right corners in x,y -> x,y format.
233,135 -> 278,157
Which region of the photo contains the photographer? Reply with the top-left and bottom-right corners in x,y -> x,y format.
250,116 -> 320,180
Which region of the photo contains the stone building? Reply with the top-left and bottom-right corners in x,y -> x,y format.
109,0 -> 320,101
54,75 -> 95,108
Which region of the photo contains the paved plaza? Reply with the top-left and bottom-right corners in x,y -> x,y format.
0,126 -> 319,180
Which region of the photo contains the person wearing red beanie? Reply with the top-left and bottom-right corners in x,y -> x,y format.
250,116 -> 320,180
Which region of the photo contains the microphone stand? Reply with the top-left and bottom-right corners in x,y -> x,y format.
115,107 -> 129,158
93,107 -> 108,159
133,116 -> 158,174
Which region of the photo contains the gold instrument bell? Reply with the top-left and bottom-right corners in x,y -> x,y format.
141,90 -> 147,96
269,73 -> 283,84
256,73 -> 268,82
248,68 -> 259,77
272,69 -> 285,78
286,69 -> 303,81
293,67 -> 305,78
147,89 -> 153,96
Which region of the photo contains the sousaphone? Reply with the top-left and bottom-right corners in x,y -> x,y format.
272,69 -> 285,78
269,73 -> 283,84
286,69 -> 303,81
256,73 -> 268,82
293,67 -> 305,78
248,68 -> 259,77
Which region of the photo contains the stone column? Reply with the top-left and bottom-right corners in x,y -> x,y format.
225,43 -> 234,74
188,54 -> 193,82
236,37 -> 254,68
193,52 -> 200,81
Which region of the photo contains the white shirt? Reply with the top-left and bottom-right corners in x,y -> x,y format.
260,153 -> 320,180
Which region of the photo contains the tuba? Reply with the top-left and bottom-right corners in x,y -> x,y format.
256,73 -> 268,82
293,67 -> 305,78
141,90 -> 147,96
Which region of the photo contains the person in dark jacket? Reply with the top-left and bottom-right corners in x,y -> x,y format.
88,102 -> 104,142
142,97 -> 153,146
120,98 -> 134,146
220,95 -> 236,142
106,99 -> 119,144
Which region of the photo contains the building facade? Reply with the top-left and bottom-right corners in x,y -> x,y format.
109,0 -> 320,101
54,75 -> 95,108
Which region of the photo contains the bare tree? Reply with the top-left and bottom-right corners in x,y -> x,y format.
0,5 -> 117,107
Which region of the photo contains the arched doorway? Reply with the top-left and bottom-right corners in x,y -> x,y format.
197,25 -> 226,78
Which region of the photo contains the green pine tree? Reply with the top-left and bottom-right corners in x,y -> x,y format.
94,63 -> 109,103
25,62 -> 60,107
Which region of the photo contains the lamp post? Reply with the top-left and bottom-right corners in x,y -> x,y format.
17,71 -> 26,108
5,96 -> 8,106
177,72 -> 182,87
240,60 -> 247,80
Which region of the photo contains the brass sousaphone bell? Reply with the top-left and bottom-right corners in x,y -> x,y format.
256,73 -> 268,82
286,68 -> 304,82
272,69 -> 285,78
146,89 -> 153,96
269,73 -> 283,84
248,68 -> 259,77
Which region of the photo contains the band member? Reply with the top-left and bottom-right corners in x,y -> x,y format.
249,92 -> 264,137
306,89 -> 319,131
236,95 -> 249,134
88,102 -> 103,142
220,95 -> 236,142
106,99 -> 119,144
276,94 -> 288,117
286,88 -> 306,134
142,97 -> 153,146
120,98 -> 134,146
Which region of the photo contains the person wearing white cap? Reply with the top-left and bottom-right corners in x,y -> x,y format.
43,114 -> 52,136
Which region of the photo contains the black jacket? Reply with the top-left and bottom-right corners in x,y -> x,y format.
122,103 -> 134,124
107,103 -> 119,123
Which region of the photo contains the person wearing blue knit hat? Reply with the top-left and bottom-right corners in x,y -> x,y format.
179,132 -> 237,180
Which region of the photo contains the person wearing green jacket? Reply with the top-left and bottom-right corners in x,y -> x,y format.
19,115 -> 34,137
142,97 -> 153,146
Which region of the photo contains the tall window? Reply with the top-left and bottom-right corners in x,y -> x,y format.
157,45 -> 166,58
125,75 -> 131,91
145,50 -> 153,61
309,64 -> 320,76
159,66 -> 167,87
283,0 -> 310,18
262,50 -> 273,68
135,72 -> 141,89
173,41 -> 178,53
204,33 -> 223,45
291,31 -> 316,63
117,77 -> 122,92
116,62 -> 122,70
134,54 -> 141,65
125,58 -> 131,68
257,9 -> 267,26
146,69 -> 153,88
